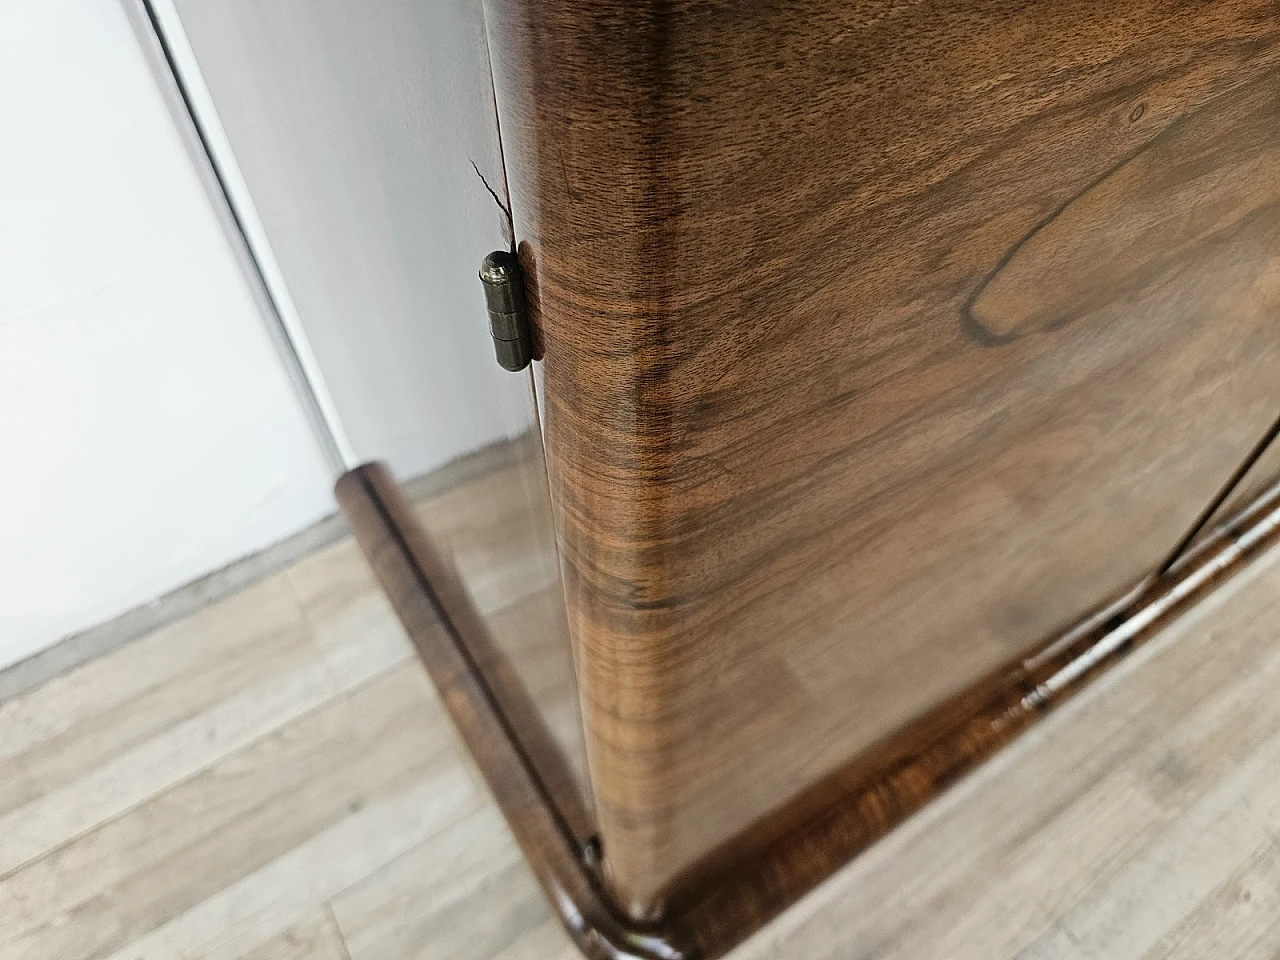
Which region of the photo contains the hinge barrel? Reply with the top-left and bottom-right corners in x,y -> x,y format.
479,251 -> 533,372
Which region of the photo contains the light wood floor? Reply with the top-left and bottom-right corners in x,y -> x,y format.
5,515 -> 1280,960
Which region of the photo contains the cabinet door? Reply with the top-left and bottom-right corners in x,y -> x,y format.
488,0 -> 1280,917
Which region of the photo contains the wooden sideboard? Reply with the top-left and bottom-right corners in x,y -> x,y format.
331,3 -> 1280,957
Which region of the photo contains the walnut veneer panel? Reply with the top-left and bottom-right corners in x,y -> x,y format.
486,0 -> 1280,919
401,440 -> 597,844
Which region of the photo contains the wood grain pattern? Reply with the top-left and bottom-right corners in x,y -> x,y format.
8,458 -> 1280,960
237,910 -> 350,960
405,439 -> 594,826
0,579 -> 338,880
0,543 -> 478,960
674,487 -> 1280,956
2,663 -> 469,960
335,465 -> 697,960
334,459 -> 1280,958
754,537 -> 1280,960
485,0 -> 1280,917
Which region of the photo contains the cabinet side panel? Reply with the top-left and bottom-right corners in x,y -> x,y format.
488,0 -> 1280,917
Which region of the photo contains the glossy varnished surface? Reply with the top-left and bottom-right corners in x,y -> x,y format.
12,491 -> 1280,960
486,0 -> 1280,917
334,439 -> 1280,958
337,464 -> 694,960
402,439 -> 595,841
363,445 -> 597,847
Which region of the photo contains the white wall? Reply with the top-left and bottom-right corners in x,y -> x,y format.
168,0 -> 536,480
0,0 -> 334,668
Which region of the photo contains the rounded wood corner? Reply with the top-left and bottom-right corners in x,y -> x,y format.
335,456 -> 1280,959
334,462 -> 701,960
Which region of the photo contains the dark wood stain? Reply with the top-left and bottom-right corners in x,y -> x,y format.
485,0 -> 1280,921
675,484 -> 1280,957
337,462 -> 1280,959
345,456 -> 596,846
336,464 -> 699,960
964,84 -> 1280,343
401,436 -> 597,842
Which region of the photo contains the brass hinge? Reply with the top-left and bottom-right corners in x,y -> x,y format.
479,251 -> 532,372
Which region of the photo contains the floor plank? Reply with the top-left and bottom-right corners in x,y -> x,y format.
733,545 -> 1280,960
0,663 -> 462,960
94,772 -> 475,960
410,460 -> 561,617
0,575 -> 308,783
1141,841 -> 1280,960
330,806 -> 529,960
0,644 -> 335,878
486,922 -> 578,960
286,536 -> 413,688
238,908 -> 351,960
4,470 -> 1280,960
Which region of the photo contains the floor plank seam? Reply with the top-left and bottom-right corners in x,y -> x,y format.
0,654 -> 419,888
324,901 -> 356,960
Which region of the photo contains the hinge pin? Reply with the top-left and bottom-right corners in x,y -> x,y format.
479,251 -> 533,372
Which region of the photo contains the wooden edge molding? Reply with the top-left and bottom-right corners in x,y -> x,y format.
343,452 -> 597,844
336,461 -> 1280,959
334,463 -> 701,960
668,479 -> 1280,956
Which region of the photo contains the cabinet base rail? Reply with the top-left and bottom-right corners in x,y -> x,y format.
336,462 -> 1280,960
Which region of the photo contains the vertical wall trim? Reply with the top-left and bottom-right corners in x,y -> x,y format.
119,0 -> 357,475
